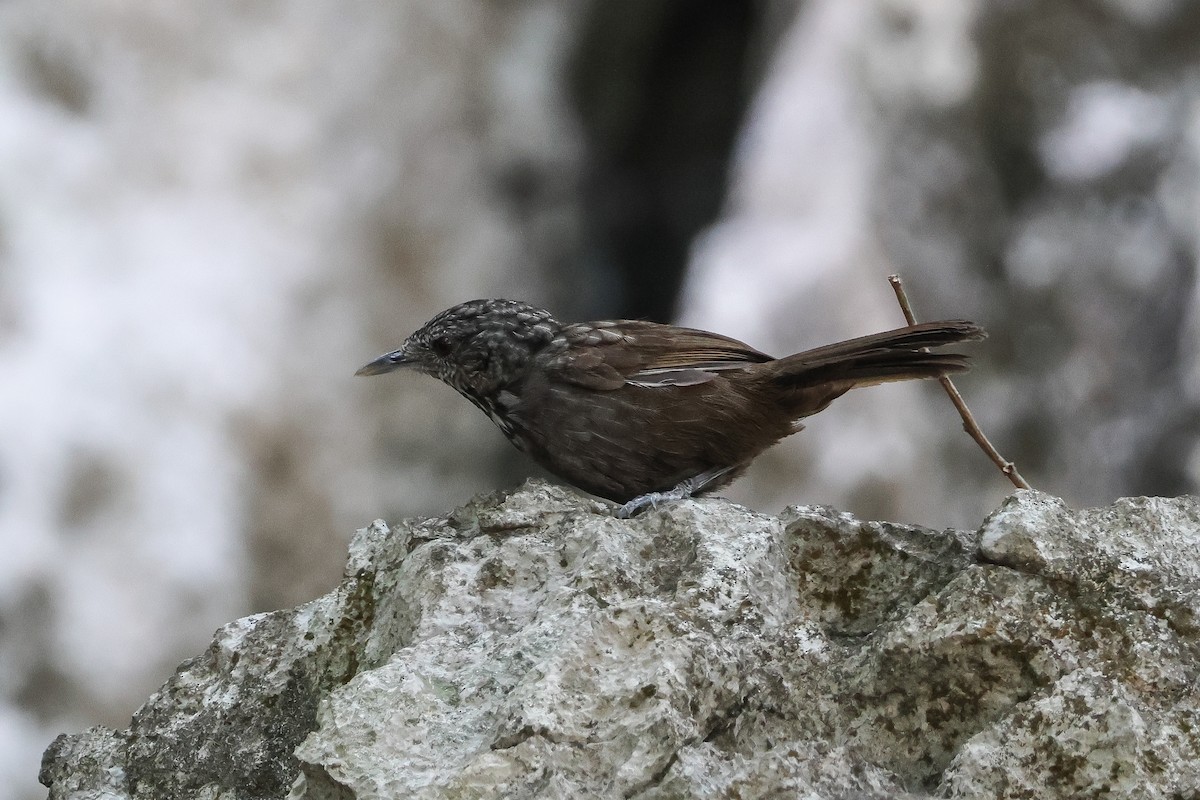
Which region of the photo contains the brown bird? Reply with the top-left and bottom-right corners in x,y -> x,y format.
357,299 -> 985,517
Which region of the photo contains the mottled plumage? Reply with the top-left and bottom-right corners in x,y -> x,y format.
357,299 -> 985,516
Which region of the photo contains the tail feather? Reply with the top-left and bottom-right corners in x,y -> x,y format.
768,319 -> 985,391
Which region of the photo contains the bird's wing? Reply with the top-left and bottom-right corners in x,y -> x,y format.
547,320 -> 773,390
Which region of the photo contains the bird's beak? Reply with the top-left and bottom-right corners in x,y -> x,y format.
355,349 -> 411,376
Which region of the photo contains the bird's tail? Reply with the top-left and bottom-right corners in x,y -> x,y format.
763,320 -> 986,416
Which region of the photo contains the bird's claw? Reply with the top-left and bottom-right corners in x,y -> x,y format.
614,484 -> 691,518
615,493 -> 660,518
613,465 -> 739,518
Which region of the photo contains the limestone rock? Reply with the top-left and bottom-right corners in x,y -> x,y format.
41,483 -> 1200,798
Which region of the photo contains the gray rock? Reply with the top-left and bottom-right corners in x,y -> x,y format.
41,483 -> 1200,798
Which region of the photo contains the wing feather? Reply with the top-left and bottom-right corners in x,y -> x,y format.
548,321 -> 772,390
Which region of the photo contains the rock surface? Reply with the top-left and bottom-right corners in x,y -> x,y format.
40,483 -> 1200,798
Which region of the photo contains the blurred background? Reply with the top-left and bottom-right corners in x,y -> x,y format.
3,0 -> 1199,796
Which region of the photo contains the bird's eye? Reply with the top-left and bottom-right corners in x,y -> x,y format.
430,336 -> 453,357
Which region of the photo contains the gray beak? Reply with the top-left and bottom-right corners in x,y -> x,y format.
355,349 -> 411,376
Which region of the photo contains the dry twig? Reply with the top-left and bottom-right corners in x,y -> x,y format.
887,274 -> 1032,490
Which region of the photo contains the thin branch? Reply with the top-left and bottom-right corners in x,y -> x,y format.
887,274 -> 1032,491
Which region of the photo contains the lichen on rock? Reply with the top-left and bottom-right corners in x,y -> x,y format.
41,483 -> 1200,799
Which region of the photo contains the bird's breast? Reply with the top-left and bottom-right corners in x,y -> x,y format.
460,387 -> 526,450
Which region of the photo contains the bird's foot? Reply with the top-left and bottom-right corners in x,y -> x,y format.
615,485 -> 691,518
613,465 -> 737,519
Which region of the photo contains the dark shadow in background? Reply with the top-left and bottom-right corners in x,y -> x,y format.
567,0 -> 778,323
491,0 -> 780,490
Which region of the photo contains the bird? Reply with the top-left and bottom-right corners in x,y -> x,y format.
357,299 -> 985,517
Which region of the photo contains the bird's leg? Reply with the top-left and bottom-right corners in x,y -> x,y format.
614,465 -> 737,519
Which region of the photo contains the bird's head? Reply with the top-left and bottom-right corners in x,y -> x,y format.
356,299 -> 560,396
